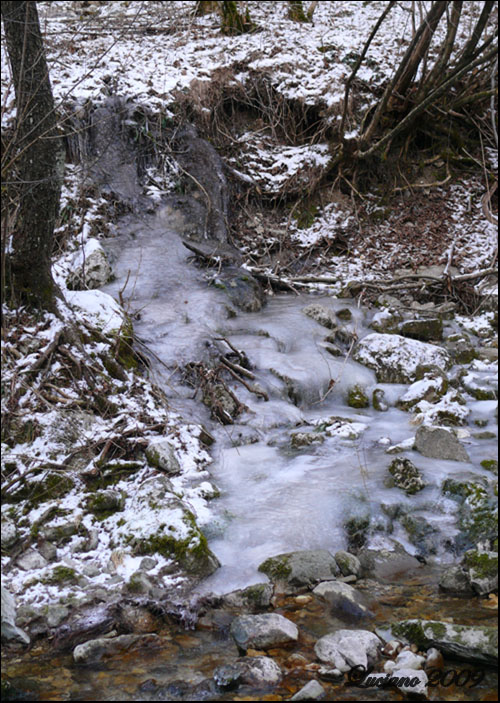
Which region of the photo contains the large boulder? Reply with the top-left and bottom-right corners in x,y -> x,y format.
1,585 -> 30,645
312,581 -> 371,619
314,629 -> 381,672
258,550 -> 339,593
230,613 -> 298,651
392,620 -> 497,666
357,542 -> 422,582
414,425 -> 470,462
353,333 -> 451,383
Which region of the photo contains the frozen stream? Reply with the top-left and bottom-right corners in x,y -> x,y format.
102,204 -> 497,596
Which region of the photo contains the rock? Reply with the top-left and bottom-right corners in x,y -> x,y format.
73,633 -> 160,664
399,318 -> 443,341
357,542 -> 422,582
1,585 -> 30,645
367,669 -> 428,696
67,238 -> 113,290
213,664 -> 242,690
372,388 -> 388,411
291,679 -> 325,700
314,629 -> 381,673
397,375 -> 447,411
312,581 -> 370,619
145,439 -> 181,475
385,649 -> 426,671
38,540 -> 58,562
461,371 -> 497,400
214,267 -> 265,312
439,566 -> 473,595
347,384 -> 370,409
354,333 -> 451,384
291,432 -> 325,448
302,303 -> 337,329
117,604 -> 160,633
172,124 -> 229,242
343,508 -> 371,551
334,551 -> 361,578
337,308 -> 352,321
400,515 -> 439,557
445,334 -> 478,364
370,308 -> 402,334
16,548 -> 48,571
414,425 -> 470,462
222,583 -> 274,611
86,489 -> 124,513
387,458 -> 426,495
127,571 -> 153,595
441,475 -> 497,551
425,647 -> 444,669
230,613 -> 299,651
463,549 -> 498,595
392,619 -> 497,666
1,518 -> 17,550
412,390 -> 469,426
238,656 -> 282,687
258,550 -> 339,593
46,605 -> 70,629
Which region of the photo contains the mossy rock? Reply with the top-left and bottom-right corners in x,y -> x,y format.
347,384 -> 369,409
6,472 -> 75,508
463,550 -> 498,581
480,459 -> 498,474
41,565 -> 78,585
399,318 -> 443,342
128,511 -> 219,578
372,388 -> 388,411
392,619 -> 498,666
387,458 -> 425,495
86,490 -> 124,516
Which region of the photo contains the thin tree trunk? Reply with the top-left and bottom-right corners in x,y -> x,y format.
2,1 -> 62,311
418,0 -> 462,99
361,1 -> 447,144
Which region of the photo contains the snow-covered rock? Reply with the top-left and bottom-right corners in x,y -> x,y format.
353,333 -> 451,383
67,238 -> 112,290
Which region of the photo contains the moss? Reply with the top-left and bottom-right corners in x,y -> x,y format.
6,472 -> 75,507
463,551 -> 498,580
42,566 -> 78,585
480,459 -> 498,473
258,555 -> 292,581
293,202 -> 318,229
347,384 -> 369,409
128,511 -> 216,576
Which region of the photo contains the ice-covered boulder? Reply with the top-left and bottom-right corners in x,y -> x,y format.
353,333 -> 451,383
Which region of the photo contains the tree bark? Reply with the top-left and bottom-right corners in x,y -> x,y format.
2,1 -> 62,311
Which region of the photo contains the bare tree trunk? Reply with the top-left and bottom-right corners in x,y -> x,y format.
417,0 -> 462,99
220,1 -> 253,35
2,1 -> 62,311
288,1 -> 308,22
361,0 -> 447,144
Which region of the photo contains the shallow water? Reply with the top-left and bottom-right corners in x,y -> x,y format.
102,206 -> 498,598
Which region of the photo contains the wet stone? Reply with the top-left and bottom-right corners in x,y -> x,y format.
230,613 -> 299,651
258,549 -> 339,593
291,679 -> 325,700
